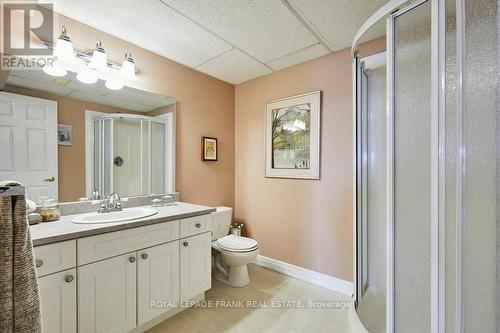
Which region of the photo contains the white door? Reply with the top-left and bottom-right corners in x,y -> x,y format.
180,232 -> 211,301
0,92 -> 58,201
39,269 -> 77,333
137,241 -> 179,325
78,253 -> 137,333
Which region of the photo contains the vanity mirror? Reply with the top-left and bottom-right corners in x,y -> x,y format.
0,68 -> 176,203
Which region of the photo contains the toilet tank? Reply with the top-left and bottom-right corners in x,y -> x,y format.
211,207 -> 232,240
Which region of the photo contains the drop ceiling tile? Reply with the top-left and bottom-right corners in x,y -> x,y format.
196,49 -> 272,85
163,0 -> 319,63
266,43 -> 330,71
6,75 -> 73,96
49,0 -> 232,67
289,0 -> 387,50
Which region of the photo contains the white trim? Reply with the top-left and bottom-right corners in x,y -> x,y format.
252,255 -> 354,297
361,52 -> 387,70
455,0 -> 465,331
385,13 -> 395,333
352,52 -> 359,305
352,0 -> 411,52
85,110 -> 106,198
430,0 -> 446,331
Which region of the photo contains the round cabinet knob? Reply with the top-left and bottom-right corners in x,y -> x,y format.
183,241 -> 189,247
195,223 -> 202,228
141,253 -> 148,260
129,256 -> 136,263
35,259 -> 43,268
65,275 -> 74,283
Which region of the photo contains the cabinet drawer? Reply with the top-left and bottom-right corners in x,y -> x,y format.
180,215 -> 211,238
78,221 -> 179,265
34,240 -> 76,277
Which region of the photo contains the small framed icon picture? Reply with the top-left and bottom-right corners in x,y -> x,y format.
57,124 -> 72,146
202,137 -> 218,161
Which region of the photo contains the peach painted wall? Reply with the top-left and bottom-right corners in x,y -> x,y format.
3,7 -> 235,208
234,38 -> 385,282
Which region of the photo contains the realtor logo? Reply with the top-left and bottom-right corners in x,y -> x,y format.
1,1 -> 54,69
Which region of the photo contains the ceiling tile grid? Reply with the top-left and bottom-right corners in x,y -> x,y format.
46,0 -> 388,85
196,49 -> 273,85
50,0 -> 232,68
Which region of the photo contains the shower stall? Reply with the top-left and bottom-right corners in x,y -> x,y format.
353,0 -> 498,332
92,114 -> 173,198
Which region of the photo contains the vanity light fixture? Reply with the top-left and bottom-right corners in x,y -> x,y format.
89,40 -> 108,70
41,28 -> 138,90
54,26 -> 75,62
43,26 -> 74,77
120,52 -> 137,81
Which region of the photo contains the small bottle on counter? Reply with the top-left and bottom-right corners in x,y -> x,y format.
40,198 -> 61,222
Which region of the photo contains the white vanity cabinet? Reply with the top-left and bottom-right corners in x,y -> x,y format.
137,241 -> 180,325
180,232 -> 212,301
33,213 -> 212,333
78,252 -> 137,333
38,268 -> 77,333
34,240 -> 77,333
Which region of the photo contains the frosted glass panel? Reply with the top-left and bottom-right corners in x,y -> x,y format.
463,0 -> 497,331
151,122 -> 166,194
393,2 -> 432,332
113,118 -> 142,197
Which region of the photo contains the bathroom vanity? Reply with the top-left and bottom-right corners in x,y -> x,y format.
30,202 -> 215,333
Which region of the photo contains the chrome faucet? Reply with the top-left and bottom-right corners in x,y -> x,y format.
98,192 -> 122,213
89,189 -> 101,200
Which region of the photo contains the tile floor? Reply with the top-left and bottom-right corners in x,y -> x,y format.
147,264 -> 354,333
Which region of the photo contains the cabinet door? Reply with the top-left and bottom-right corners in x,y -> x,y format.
180,232 -> 212,301
137,241 -> 180,326
39,269 -> 76,333
78,252 -> 137,333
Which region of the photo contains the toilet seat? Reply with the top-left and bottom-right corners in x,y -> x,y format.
216,235 -> 258,253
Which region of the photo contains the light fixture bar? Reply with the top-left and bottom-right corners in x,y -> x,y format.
40,41 -> 139,75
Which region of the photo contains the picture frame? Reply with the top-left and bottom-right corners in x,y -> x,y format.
57,124 -> 72,146
265,91 -> 321,179
202,136 -> 218,161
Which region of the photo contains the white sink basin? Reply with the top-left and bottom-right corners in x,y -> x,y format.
72,207 -> 158,224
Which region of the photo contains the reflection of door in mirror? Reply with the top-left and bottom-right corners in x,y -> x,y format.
0,92 -> 58,202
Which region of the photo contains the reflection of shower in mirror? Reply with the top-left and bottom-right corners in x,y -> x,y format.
90,114 -> 173,198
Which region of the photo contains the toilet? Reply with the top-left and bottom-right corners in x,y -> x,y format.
211,207 -> 259,287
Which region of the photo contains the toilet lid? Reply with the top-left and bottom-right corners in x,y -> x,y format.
217,235 -> 258,251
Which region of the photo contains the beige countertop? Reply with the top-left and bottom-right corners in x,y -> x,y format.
30,202 -> 216,246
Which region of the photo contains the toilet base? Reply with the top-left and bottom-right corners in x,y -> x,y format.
214,263 -> 250,288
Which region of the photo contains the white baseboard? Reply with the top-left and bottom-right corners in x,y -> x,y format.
252,255 -> 354,297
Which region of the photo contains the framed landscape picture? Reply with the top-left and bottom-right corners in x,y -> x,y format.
265,91 -> 321,179
202,136 -> 218,161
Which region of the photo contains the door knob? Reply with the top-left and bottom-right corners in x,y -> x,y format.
141,253 -> 148,260
43,176 -> 55,183
129,256 -> 136,263
195,223 -> 201,228
65,275 -> 74,283
183,241 -> 189,247
35,259 -> 43,268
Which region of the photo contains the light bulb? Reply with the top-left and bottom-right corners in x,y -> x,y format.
53,26 -> 74,62
89,40 -> 108,70
76,68 -> 98,84
120,52 -> 137,80
42,61 -> 67,77
105,79 -> 124,90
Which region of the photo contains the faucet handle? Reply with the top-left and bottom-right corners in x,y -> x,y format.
98,199 -> 108,213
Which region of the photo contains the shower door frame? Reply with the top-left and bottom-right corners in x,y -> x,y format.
353,0 -> 448,332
